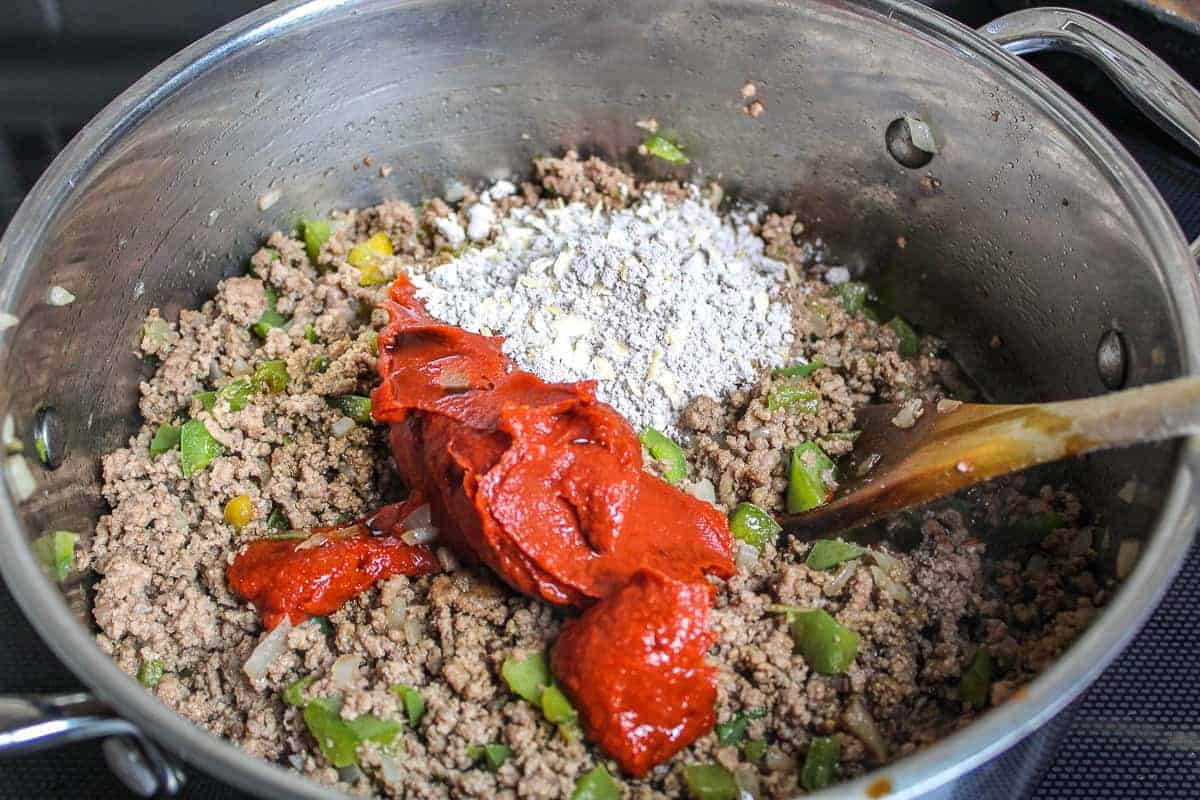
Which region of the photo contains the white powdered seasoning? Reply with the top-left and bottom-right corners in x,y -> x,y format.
413,188 -> 794,433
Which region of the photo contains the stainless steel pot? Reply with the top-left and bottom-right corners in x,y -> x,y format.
0,2 -> 1198,798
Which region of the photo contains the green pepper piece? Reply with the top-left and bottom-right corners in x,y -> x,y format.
714,708 -> 766,746
729,502 -> 781,549
571,764 -> 619,800
365,330 -> 379,355
823,430 -> 862,443
283,675 -> 316,707
886,316 -> 920,358
772,359 -> 826,379
149,424 -> 181,459
805,539 -> 867,571
193,391 -> 217,412
995,512 -> 1065,546
642,134 -> 690,165
789,609 -> 859,674
308,355 -> 329,374
786,443 -> 835,514
743,738 -> 767,763
767,383 -> 820,415
801,735 -> 840,791
137,658 -> 165,688
31,531 -> 77,582
836,281 -> 870,314
180,419 -> 223,477
682,762 -> 737,800
304,324 -> 318,344
266,507 -> 289,531
252,285 -> 288,340
959,648 -> 993,710
467,743 -> 512,771
218,378 -> 254,412
501,651 -> 551,704
253,360 -> 289,394
302,703 -> 359,768
639,427 -> 687,484
389,684 -> 426,727
345,713 -> 401,747
300,218 -> 332,266
541,684 -> 577,728
330,395 -> 372,426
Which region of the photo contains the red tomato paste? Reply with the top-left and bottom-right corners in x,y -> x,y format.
550,569 -> 719,777
227,498 -> 439,629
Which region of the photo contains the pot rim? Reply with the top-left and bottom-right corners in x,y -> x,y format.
0,2 -> 1196,799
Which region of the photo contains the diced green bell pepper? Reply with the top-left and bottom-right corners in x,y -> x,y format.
389,684 -> 426,727
330,395 -> 372,426
283,675 -> 316,707
180,419 -> 222,477
253,360 -> 289,394
767,383 -> 820,415
149,424 -> 180,459
571,764 -> 619,800
300,218 -> 332,266
772,359 -> 825,379
959,648 -> 993,710
836,281 -> 870,314
467,743 -> 512,771
642,135 -> 689,165
729,502 -> 781,549
681,762 -> 737,800
805,539 -> 867,570
219,378 -> 253,411
639,427 -> 687,485
801,735 -> 840,791
789,609 -> 859,674
743,738 -> 767,762
252,285 -> 288,340
786,443 -> 835,514
886,316 -> 920,358
714,708 -> 766,746
501,651 -> 551,704
193,391 -> 217,412
32,531 -> 77,582
137,659 -> 165,688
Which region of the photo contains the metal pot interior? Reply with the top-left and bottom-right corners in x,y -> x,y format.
1,0 -> 1197,797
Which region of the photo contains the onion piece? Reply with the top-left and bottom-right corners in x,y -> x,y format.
0,312 -> 18,330
843,695 -> 889,762
733,763 -> 760,799
1116,538 -> 1141,580
387,598 -> 408,630
436,546 -> 460,572
687,478 -> 718,504
867,548 -> 901,574
6,454 -> 36,502
735,543 -> 760,572
257,188 -> 281,211
403,503 -> 432,531
331,417 -> 355,438
46,286 -> 76,306
378,752 -> 404,784
243,616 -> 292,683
825,561 -> 857,596
330,653 -> 361,690
870,564 -> 912,604
904,116 -> 939,154
402,526 -> 439,546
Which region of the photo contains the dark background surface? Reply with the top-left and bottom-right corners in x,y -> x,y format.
0,0 -> 1198,797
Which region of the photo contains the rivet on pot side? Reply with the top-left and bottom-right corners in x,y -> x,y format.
885,117 -> 934,169
1096,329 -> 1128,390
33,406 -> 65,470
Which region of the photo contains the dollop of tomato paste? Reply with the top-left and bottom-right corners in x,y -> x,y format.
227,498 -> 440,629
550,569 -> 719,777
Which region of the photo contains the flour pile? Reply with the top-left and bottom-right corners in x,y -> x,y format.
412,188 -> 794,433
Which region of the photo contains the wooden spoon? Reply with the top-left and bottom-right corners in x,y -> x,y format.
781,376 -> 1200,538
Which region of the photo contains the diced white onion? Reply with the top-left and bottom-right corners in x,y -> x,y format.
404,615 -> 423,645
867,548 -> 901,574
1116,538 -> 1141,580
735,543 -> 760,572
825,561 -> 857,596
687,478 -> 717,504
904,116 -> 939,154
436,546 -> 460,572
402,527 -> 439,546
257,188 -> 281,211
46,286 -> 76,306
843,695 -> 889,762
733,763 -> 760,799
403,503 -> 432,530
870,564 -> 912,604
6,454 -> 36,502
387,598 -> 408,630
378,753 -> 405,784
0,312 -> 18,330
330,653 -> 361,690
243,616 -> 292,683
331,417 -> 355,438
2,413 -> 14,446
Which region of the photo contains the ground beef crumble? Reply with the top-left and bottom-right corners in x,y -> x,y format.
88,157 -> 1115,798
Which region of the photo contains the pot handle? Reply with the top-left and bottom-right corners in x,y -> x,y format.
0,691 -> 184,796
979,7 -> 1200,160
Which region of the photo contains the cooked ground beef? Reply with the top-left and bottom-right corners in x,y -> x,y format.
87,153 -> 1114,798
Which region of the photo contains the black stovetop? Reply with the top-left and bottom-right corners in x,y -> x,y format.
1,1 -> 1198,798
